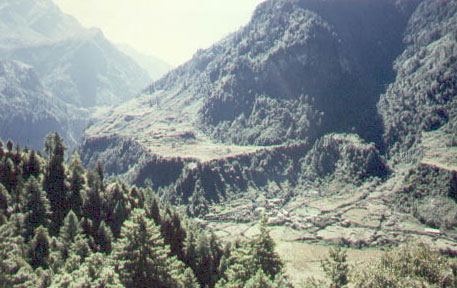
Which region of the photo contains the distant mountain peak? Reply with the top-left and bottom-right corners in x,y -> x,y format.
0,0 -> 151,108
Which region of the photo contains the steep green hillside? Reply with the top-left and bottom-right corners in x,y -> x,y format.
378,0 -> 457,161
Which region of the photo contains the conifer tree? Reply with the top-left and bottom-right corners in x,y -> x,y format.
112,208 -> 181,288
129,186 -> 145,209
0,183 -> 10,212
321,246 -> 349,288
0,219 -> 37,287
215,242 -> 255,288
195,232 -> 213,284
217,216 -> 284,287
60,210 -> 80,244
96,161 -> 105,191
83,186 -> 103,228
27,226 -> 50,269
180,267 -> 200,288
52,253 -> 123,287
13,143 -> 21,166
2,158 -> 16,195
184,229 -> 197,267
68,153 -> 85,216
104,183 -> 130,237
96,220 -> 113,254
245,269 -> 275,288
250,215 -> 283,279
43,132 -> 68,235
109,200 -> 129,238
209,232 -> 224,282
23,177 -> 51,242
70,234 -> 91,261
23,150 -> 41,179
160,208 -> 186,261
146,193 -> 161,225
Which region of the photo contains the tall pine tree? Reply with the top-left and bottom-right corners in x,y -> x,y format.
27,226 -> 50,269
43,133 -> 68,235
68,153 -> 85,217
112,209 -> 183,288
23,177 -> 51,242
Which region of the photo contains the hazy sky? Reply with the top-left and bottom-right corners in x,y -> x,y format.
52,0 -> 265,66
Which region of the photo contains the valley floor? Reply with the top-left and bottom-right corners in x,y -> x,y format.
192,170 -> 457,286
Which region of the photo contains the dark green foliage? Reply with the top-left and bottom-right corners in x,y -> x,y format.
96,161 -> 105,190
378,0 -> 457,160
23,177 -> 51,242
27,226 -> 50,269
0,134 -> 289,287
0,183 -> 9,212
146,193 -> 161,225
160,207 -> 186,261
352,243 -> 457,287
96,221 -> 113,254
180,267 -> 199,288
217,217 -> 284,287
394,164 -> 457,229
245,269 -> 275,288
251,215 -> 283,279
1,158 -> 17,197
52,252 -> 123,287
68,153 -> 85,217
104,183 -> 131,238
23,150 -> 41,179
43,132 -> 68,235
112,209 -> 182,288
60,210 -> 80,244
83,186 -> 103,227
0,219 -> 37,288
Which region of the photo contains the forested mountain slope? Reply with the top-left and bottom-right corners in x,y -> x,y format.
378,0 -> 457,162
82,0 -> 419,197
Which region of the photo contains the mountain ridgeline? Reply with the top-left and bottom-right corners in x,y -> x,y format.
82,0 -> 457,227
0,0 -> 151,107
140,0 -> 419,147
0,0 -> 170,150
0,60 -> 86,148
2,0 -> 457,286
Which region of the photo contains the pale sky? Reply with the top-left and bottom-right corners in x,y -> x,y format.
52,0 -> 265,66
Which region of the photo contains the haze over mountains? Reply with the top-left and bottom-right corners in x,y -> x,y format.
0,0 -> 170,148
1,0 -> 457,285
118,44 -> 173,81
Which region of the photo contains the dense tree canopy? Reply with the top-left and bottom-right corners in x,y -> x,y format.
0,134 -> 289,287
